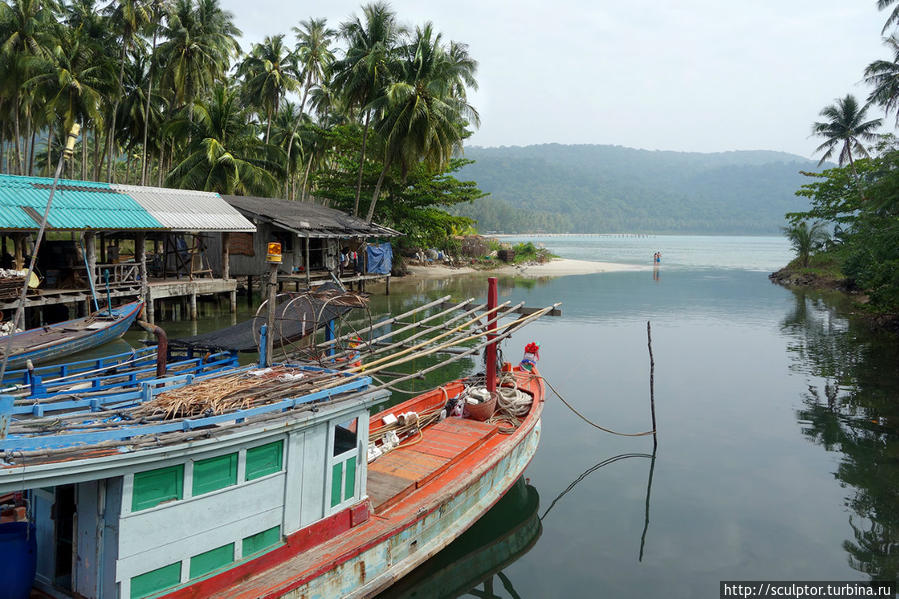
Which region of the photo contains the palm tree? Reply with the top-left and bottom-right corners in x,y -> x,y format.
104,0 -> 153,182
864,36 -> 899,126
25,25 -> 113,150
269,101 -> 307,198
0,0 -> 59,175
331,2 -> 403,216
156,0 -> 241,110
165,85 -> 284,196
293,17 -> 335,115
877,0 -> 899,34
140,0 -> 165,185
236,34 -> 299,143
783,221 -> 830,268
811,95 -> 882,172
365,23 -> 479,223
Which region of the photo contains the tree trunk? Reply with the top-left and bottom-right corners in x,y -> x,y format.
46,130 -> 52,177
81,127 -> 87,180
99,127 -> 112,181
107,40 -> 129,182
353,110 -> 371,217
300,73 -> 312,115
93,128 -> 103,181
284,133 -> 295,198
141,26 -> 158,186
366,160 -> 389,224
12,98 -> 23,175
27,127 -> 36,176
301,152 -> 314,202
265,106 -> 272,145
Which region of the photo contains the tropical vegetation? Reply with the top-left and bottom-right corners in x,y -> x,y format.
778,2 -> 899,312
0,0 -> 482,248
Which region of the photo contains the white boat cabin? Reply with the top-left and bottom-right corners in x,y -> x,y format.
1,389 -> 387,599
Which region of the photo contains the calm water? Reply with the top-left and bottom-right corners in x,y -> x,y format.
114,235 -> 899,597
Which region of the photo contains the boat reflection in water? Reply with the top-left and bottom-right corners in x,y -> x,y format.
378,477 -> 541,599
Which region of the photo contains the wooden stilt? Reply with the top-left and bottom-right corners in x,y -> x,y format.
190,291 -> 197,320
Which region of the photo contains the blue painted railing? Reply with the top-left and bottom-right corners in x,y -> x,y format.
24,352 -> 238,398
2,345 -> 212,387
2,373 -> 371,451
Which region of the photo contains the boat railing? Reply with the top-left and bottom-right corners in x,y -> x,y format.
13,359 -> 248,416
2,346 -> 227,387
3,372 -> 373,451
21,351 -> 238,399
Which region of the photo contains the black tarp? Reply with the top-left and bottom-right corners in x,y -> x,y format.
170,283 -> 358,352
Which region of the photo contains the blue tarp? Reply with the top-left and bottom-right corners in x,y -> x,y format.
366,243 -> 393,274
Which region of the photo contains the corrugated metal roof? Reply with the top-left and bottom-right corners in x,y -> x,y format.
0,175 -> 163,230
112,184 -> 255,232
223,195 -> 402,238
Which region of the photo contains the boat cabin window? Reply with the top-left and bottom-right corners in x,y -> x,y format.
130,561 -> 181,599
189,542 -> 235,579
246,440 -> 284,481
192,452 -> 238,496
333,417 -> 357,457
132,464 -> 184,511
242,525 -> 281,557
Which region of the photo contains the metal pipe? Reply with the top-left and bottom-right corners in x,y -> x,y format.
137,320 -> 168,377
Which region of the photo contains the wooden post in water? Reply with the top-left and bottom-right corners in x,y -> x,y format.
647,321 -> 657,451
486,277 -> 498,394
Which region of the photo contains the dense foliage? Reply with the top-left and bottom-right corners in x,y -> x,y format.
789,153 -> 899,309
784,2 -> 899,312
451,145 -> 817,234
0,0 -> 482,247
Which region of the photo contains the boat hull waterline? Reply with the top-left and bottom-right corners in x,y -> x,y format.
0,301 -> 143,370
162,369 -> 544,599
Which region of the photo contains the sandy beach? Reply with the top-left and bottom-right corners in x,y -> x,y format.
405,257 -> 647,279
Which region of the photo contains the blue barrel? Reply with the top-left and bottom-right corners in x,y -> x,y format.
0,521 -> 37,599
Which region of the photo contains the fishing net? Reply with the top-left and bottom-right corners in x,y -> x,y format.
169,283 -> 366,352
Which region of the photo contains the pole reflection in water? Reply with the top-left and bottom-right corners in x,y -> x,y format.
377,477 -> 541,599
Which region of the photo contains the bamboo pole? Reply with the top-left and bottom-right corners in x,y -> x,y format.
291,294 -> 455,355
323,298 -> 490,362
323,300 -> 526,364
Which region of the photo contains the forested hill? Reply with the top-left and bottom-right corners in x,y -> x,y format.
451,144 -> 819,234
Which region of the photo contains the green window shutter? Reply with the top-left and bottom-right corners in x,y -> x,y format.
330,461 -> 343,507
242,525 -> 281,556
344,456 -> 356,501
132,465 -> 184,512
189,543 -> 234,579
245,440 -> 283,481
130,562 -> 181,599
192,453 -> 237,496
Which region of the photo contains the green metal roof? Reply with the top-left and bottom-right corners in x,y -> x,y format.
0,174 -> 164,231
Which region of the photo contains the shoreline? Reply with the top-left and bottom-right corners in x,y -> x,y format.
403,257 -> 648,279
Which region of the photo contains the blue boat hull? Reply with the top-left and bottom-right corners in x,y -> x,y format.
2,301 -> 143,370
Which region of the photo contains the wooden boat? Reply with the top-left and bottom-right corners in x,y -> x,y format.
0,280 -> 553,598
379,476 -> 541,599
0,301 -> 143,370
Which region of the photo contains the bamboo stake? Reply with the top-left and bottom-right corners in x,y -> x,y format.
647,321 -> 657,451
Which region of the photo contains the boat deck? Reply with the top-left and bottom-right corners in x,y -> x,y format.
367,417 -> 498,513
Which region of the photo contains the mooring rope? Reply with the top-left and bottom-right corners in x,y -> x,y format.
538,375 -> 656,437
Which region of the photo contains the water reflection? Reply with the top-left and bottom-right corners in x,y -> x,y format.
783,288 -> 899,583
378,478 -> 541,599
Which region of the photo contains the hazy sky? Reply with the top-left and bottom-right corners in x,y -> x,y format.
222,0 -> 892,158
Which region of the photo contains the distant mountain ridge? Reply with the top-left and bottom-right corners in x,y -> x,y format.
451,144 -> 819,234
